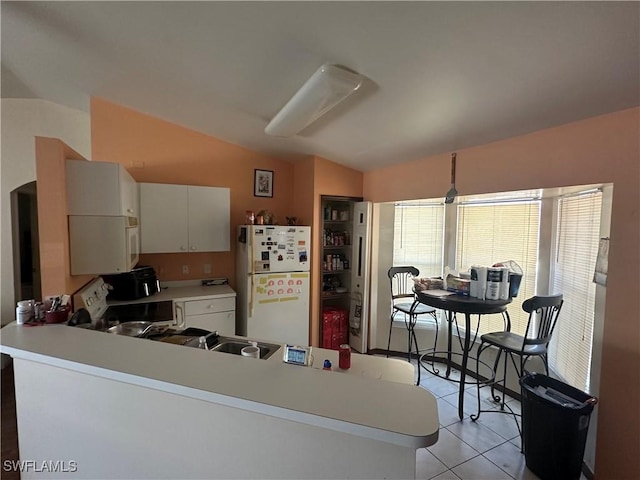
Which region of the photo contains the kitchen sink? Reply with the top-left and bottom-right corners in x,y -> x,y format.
210,338 -> 281,360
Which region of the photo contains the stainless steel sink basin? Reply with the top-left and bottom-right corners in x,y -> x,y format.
210,338 -> 281,360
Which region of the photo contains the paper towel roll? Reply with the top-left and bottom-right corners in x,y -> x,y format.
470,266 -> 480,298
477,266 -> 487,300
499,267 -> 510,300
486,268 -> 502,300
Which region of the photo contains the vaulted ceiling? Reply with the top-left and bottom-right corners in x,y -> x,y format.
2,1 -> 638,171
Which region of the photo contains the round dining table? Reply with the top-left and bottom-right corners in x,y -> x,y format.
414,289 -> 511,420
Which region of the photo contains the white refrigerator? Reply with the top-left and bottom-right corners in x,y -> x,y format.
236,225 -> 311,345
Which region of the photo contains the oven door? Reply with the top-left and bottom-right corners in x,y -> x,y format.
104,300 -> 175,327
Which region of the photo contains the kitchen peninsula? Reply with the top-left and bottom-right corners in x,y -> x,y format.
1,323 -> 439,479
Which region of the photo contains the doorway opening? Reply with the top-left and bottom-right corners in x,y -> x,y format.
11,181 -> 41,302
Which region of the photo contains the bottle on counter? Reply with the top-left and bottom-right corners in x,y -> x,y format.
16,300 -> 33,325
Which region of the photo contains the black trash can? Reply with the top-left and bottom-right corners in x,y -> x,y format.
519,373 -> 597,480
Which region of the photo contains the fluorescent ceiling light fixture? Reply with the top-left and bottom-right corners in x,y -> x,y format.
265,64 -> 364,137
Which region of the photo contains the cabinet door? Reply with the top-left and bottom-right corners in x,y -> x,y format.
119,166 -> 139,217
67,160 -> 135,216
186,312 -> 236,336
139,183 -> 189,253
187,186 -> 230,252
68,216 -> 129,274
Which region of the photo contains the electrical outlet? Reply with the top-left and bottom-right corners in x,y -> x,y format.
182,265 -> 189,274
204,264 -> 212,274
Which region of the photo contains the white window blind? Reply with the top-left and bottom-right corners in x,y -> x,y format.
393,201 -> 444,278
456,201 -> 540,335
550,191 -> 602,392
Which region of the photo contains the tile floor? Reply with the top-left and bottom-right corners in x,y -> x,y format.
412,362 -> 587,480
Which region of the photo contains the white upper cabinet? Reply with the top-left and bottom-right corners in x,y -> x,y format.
139,183 -> 230,254
139,183 -> 189,253
66,159 -> 138,217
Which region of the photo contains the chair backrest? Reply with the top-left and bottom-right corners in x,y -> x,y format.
388,266 -> 420,304
521,294 -> 564,349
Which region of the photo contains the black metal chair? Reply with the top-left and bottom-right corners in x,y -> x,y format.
471,294 -> 564,437
386,266 -> 439,386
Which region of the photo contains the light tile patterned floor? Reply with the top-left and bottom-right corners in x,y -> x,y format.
412,363 -> 587,480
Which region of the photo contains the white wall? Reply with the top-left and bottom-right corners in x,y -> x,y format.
1,99 -> 90,329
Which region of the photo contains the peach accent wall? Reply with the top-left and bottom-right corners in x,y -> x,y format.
90,98 -> 297,287
365,107 -> 640,479
35,137 -> 93,298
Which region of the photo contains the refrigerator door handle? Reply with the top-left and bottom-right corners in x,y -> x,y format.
249,275 -> 254,317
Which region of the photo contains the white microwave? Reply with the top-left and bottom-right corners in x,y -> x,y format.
69,216 -> 139,275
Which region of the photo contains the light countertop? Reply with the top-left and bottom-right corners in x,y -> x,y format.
0,322 -> 439,448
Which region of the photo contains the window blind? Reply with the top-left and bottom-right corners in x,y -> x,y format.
549,191 -> 602,392
455,201 -> 541,335
393,201 -> 444,278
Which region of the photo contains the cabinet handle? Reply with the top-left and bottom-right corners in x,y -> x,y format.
190,245 -> 197,251
180,246 -> 187,251
175,303 -> 184,327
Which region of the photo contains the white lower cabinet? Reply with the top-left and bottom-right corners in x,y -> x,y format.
186,311 -> 235,335
176,296 -> 236,336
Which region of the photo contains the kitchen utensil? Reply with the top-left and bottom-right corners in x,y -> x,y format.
444,152 -> 458,204
106,321 -> 156,337
158,335 -> 198,346
67,308 -> 92,326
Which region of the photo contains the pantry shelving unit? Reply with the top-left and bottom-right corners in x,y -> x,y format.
320,195 -> 362,349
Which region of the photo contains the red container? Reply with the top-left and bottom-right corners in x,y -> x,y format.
44,306 -> 70,324
339,344 -> 351,369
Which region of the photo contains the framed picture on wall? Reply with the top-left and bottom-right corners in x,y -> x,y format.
254,169 -> 274,198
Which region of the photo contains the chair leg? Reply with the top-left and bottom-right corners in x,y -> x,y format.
412,322 -> 421,385
499,351 -> 509,409
473,345 -> 523,440
431,312 -> 439,367
490,348 -> 503,403
471,342 -> 485,422
406,323 -> 412,364
542,354 -> 549,376
386,312 -> 395,358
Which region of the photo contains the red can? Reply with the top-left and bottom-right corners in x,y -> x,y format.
339,344 -> 351,370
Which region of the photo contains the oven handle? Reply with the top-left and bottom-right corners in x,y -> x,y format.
174,302 -> 185,328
